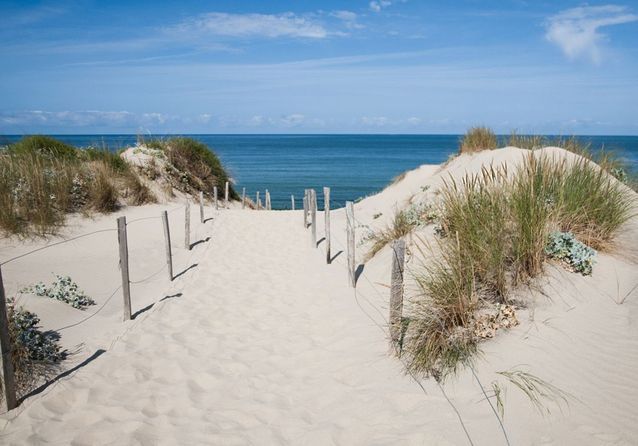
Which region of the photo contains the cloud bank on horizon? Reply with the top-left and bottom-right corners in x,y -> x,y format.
0,0 -> 637,135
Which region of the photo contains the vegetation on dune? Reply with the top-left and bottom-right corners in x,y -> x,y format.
0,138 -> 156,235
403,152 -> 635,380
3,303 -> 66,399
140,137 -> 238,200
0,135 -> 236,236
459,127 -> 498,153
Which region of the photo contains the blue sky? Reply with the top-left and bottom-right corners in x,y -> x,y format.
1,0 -> 637,134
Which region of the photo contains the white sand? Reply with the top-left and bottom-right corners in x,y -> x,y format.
1,147 -> 637,445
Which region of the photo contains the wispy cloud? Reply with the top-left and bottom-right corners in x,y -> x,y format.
369,1 -> 393,13
330,10 -> 364,29
545,5 -> 638,63
0,110 -> 170,128
170,12 -> 329,39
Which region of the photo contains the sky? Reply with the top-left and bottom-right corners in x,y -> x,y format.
1,0 -> 637,135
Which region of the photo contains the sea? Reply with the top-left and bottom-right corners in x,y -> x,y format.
2,134 -> 637,209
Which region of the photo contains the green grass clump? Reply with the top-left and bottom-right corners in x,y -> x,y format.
365,210 -> 414,260
439,167 -> 510,298
459,127 -> 498,153
8,135 -> 77,160
405,152 -> 635,379
140,137 -> 237,200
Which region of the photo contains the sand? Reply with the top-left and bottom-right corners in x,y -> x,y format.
1,147 -> 637,445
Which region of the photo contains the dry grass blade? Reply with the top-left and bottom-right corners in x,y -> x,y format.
497,368 -> 571,415
459,127 -> 498,153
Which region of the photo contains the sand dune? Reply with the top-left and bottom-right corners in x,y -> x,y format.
1,147 -> 637,445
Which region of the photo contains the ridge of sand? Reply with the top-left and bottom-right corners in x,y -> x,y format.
1,147 -> 637,445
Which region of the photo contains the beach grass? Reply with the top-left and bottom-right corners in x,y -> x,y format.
459,127 -> 498,153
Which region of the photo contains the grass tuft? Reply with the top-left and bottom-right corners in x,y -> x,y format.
459,127 -> 498,153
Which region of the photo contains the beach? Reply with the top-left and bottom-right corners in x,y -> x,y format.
1,146 -> 637,445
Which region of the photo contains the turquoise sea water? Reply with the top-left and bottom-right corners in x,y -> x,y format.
2,134 -> 637,209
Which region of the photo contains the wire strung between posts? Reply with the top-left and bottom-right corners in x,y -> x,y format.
129,264 -> 168,285
54,284 -> 122,333
0,228 -> 118,266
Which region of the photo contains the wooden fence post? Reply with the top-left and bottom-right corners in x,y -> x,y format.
389,239 -> 406,347
346,201 -> 356,287
117,216 -> 132,321
310,189 -> 317,248
242,187 -> 246,209
265,190 -> 271,210
291,194 -> 295,210
0,265 -> 17,412
185,201 -> 191,250
256,191 -> 260,210
162,211 -> 173,281
199,191 -> 204,223
303,190 -> 308,227
225,181 -> 229,205
324,187 -> 331,263
214,186 -> 218,210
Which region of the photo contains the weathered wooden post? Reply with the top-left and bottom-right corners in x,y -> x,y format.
389,239 -> 406,347
199,191 -> 204,223
242,187 -> 246,209
303,190 -> 308,227
0,265 -> 17,412
256,191 -> 260,210
310,189 -> 317,248
185,200 -> 191,250
162,211 -> 173,281
346,201 -> 356,287
225,181 -> 229,206
324,187 -> 331,263
117,216 -> 132,320
214,186 -> 218,210
291,194 -> 295,210
265,190 -> 271,210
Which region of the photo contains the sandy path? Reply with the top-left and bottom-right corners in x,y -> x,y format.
0,210 -> 473,445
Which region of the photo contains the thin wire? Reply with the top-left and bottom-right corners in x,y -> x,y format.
1,228 -> 117,266
54,284 -> 122,332
129,264 -> 167,284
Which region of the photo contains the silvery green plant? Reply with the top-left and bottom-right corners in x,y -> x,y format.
402,201 -> 439,227
22,274 -> 95,309
11,304 -> 65,362
545,231 -> 596,275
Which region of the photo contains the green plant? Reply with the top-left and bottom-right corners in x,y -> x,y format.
459,127 -> 498,153
22,274 -> 95,309
507,132 -> 547,150
5,303 -> 65,398
545,231 -> 596,275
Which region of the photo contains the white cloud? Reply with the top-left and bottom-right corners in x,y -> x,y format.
360,116 -> 389,126
0,110 -> 172,128
369,1 -> 392,13
545,5 -> 638,63
330,10 -> 363,29
280,113 -> 306,126
174,12 -> 328,39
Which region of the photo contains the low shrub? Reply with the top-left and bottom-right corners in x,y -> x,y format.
6,303 -> 65,397
545,231 -> 596,275
21,274 -> 95,309
459,127 -> 498,153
